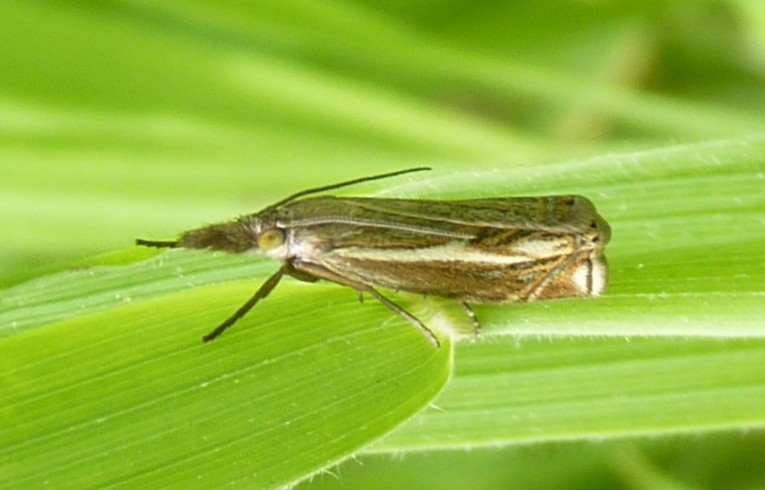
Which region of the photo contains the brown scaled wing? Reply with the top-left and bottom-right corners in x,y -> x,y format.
280,196 -> 610,304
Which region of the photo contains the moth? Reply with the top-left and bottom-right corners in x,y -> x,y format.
137,168 -> 610,347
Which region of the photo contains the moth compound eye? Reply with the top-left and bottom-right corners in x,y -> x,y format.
257,228 -> 285,251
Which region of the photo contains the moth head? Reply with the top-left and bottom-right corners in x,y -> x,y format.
173,218 -> 259,253
137,213 -> 289,256
180,215 -> 291,255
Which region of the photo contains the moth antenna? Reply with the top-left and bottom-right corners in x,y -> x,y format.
136,238 -> 179,248
267,167 -> 431,209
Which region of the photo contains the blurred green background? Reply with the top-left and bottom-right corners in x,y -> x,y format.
3,1 -> 765,489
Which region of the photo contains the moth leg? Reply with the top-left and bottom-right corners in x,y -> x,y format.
356,291 -> 364,304
203,263 -> 288,342
291,260 -> 440,348
366,287 -> 441,349
286,267 -> 320,283
461,302 -> 481,337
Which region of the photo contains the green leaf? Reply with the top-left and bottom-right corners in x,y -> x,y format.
377,336 -> 765,451
1,282 -> 451,488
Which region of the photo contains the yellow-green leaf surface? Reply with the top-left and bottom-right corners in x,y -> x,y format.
3,136 -> 764,489
2,279 -> 451,488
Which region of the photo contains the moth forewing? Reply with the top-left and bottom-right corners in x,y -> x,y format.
137,168 -> 610,346
283,195 -> 609,303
